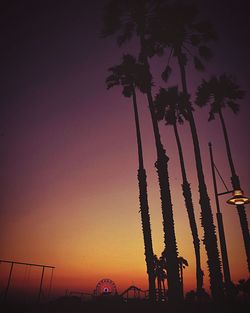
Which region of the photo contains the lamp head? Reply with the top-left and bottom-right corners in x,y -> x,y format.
227,189 -> 250,205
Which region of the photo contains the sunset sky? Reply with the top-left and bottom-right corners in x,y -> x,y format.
1,0 -> 250,298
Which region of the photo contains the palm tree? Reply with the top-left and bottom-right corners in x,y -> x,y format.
101,0 -> 182,302
106,54 -> 156,301
155,86 -> 204,295
178,256 -> 189,298
154,254 -> 167,301
237,278 -> 250,299
149,2 -> 224,301
196,74 -> 250,272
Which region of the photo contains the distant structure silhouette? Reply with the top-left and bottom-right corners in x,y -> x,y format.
120,285 -> 147,301
94,279 -> 118,297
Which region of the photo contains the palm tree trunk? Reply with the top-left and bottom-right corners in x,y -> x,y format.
132,88 -> 156,301
139,35 -> 182,303
157,274 -> 163,301
177,51 -> 224,301
179,260 -> 184,298
218,109 -> 250,272
173,123 -> 204,294
162,278 -> 166,300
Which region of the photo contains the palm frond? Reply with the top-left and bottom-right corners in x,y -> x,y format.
106,73 -> 120,89
196,79 -> 212,107
123,85 -> 133,97
198,45 -> 213,60
227,100 -> 240,114
161,65 -> 172,82
192,21 -> 217,41
117,22 -> 134,46
189,34 -> 201,46
193,56 -> 205,71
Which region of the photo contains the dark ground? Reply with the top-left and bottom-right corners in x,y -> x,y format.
1,297 -> 250,313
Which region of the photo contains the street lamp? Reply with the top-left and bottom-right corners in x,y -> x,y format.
227,189 -> 250,205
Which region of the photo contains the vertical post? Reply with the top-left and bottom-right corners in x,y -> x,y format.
48,268 -> 54,299
235,203 -> 250,272
38,266 -> 45,303
209,143 -> 232,292
219,110 -> 250,272
3,262 -> 14,303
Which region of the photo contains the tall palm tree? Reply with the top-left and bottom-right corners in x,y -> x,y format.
101,0 -> 182,302
155,86 -> 204,296
149,2 -> 224,301
106,54 -> 156,301
196,74 -> 250,272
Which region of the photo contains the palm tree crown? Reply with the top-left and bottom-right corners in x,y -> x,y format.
154,86 -> 189,125
101,0 -> 163,47
149,1 -> 216,77
196,74 -> 246,120
106,54 -> 151,97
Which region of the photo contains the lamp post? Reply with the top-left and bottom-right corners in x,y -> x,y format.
209,141 -> 250,277
219,111 -> 250,272
209,142 -> 232,296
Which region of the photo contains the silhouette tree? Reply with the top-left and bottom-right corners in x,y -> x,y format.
237,278 -> 250,299
149,2 -> 224,301
154,254 -> 167,301
196,74 -> 250,272
155,86 -> 204,295
106,54 -> 156,301
178,256 -> 189,298
102,0 -> 182,302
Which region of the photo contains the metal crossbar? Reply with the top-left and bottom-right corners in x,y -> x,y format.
0,259 -> 55,269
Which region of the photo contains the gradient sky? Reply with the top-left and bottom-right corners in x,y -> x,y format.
1,0 -> 250,298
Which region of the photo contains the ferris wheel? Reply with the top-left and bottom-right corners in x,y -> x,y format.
94,278 -> 117,296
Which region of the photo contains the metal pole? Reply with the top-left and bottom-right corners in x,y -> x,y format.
48,268 -> 54,299
219,110 -> 250,272
38,266 -> 45,303
3,262 -> 14,303
209,143 -> 232,291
